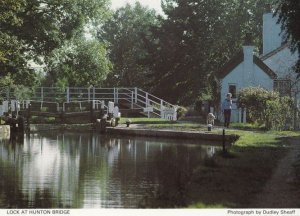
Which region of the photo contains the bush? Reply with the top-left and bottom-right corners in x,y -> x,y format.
238,87 -> 293,130
176,106 -> 187,119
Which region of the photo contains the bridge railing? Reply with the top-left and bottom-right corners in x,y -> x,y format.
3,87 -> 177,120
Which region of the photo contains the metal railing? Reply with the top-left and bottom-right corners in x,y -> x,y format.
2,87 -> 177,120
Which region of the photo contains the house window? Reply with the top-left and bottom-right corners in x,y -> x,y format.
274,79 -> 291,96
229,84 -> 237,99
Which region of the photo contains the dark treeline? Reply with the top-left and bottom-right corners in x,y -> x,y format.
0,0 -> 299,106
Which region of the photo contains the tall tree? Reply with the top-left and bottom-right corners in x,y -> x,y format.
148,0 -> 274,105
44,37 -> 112,87
0,0 -> 24,63
0,0 -> 110,86
275,0 -> 300,76
98,2 -> 159,87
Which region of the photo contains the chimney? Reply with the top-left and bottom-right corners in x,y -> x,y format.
265,3 -> 272,13
263,4 -> 283,55
243,33 -> 255,84
243,33 -> 254,63
244,32 -> 253,46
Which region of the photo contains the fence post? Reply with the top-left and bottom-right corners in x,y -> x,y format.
131,91 -> 134,109
88,87 -> 90,101
146,92 -> 149,107
114,88 -> 116,103
238,108 -> 242,123
116,88 -> 119,104
243,108 -> 247,123
160,100 -> 164,119
93,87 -> 95,101
222,129 -> 226,153
146,92 -> 149,118
134,87 -> 138,103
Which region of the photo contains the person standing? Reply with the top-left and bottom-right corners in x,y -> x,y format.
222,93 -> 232,128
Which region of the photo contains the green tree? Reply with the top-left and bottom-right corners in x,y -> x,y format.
275,0 -> 300,76
44,38 -> 112,87
0,0 -> 110,86
98,2 -> 159,87
0,0 -> 24,63
147,0 -> 274,105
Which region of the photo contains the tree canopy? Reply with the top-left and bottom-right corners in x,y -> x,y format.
145,0 -> 274,105
4,0 -> 296,108
275,0 -> 300,76
99,2 -> 159,88
44,37 -> 112,87
0,0 -> 110,87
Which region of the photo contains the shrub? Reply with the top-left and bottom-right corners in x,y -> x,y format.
238,87 -> 293,130
176,106 -> 187,119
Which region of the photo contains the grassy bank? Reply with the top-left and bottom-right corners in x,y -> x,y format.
186,130 -> 300,208
118,118 -> 300,208
119,118 -> 267,132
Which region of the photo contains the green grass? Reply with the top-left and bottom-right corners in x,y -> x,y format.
147,122 -> 206,131
119,118 -> 300,145
228,131 -> 282,147
230,122 -> 266,130
226,130 -> 300,148
119,117 -> 172,125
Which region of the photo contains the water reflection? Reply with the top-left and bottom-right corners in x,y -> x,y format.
0,132 -> 220,208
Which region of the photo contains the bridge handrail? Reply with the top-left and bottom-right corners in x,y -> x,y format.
136,88 -> 175,108
62,100 -> 107,113
3,87 -> 177,120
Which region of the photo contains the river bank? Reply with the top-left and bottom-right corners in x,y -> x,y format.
23,119 -> 300,208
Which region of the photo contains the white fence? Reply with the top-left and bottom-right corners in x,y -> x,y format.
1,87 -> 177,120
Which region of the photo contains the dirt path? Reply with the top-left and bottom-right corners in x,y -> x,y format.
252,137 -> 300,208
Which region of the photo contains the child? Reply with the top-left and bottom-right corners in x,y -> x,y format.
207,112 -> 216,126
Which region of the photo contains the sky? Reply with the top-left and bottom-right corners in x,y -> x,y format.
111,0 -> 163,14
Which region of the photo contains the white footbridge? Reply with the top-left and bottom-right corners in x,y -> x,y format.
0,87 -> 177,121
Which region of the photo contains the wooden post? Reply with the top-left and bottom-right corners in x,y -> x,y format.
88,87 -> 90,102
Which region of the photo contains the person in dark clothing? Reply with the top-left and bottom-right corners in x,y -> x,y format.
221,93 -> 232,128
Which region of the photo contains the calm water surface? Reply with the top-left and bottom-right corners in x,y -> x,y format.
0,132 -> 219,208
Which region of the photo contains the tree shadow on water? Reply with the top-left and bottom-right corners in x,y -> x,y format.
138,146 -> 202,208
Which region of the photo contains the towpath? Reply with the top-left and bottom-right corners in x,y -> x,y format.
252,137 -> 300,208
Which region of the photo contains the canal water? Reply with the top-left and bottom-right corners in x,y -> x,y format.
0,132 -> 220,208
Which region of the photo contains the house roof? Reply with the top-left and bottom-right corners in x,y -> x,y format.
253,56 -> 277,79
217,50 -> 277,79
217,51 -> 244,79
260,43 -> 289,61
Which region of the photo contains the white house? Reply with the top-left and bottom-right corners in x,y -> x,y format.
218,7 -> 299,123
